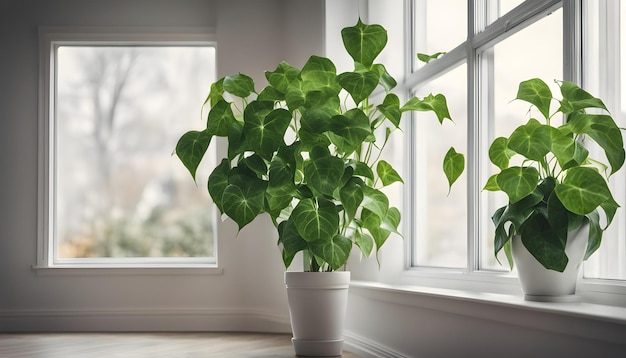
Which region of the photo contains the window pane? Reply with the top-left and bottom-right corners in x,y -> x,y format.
486,0 -> 525,26
479,9 -> 563,270
412,64 -> 468,268
55,46 -> 216,259
582,1 -> 626,280
413,0 -> 467,70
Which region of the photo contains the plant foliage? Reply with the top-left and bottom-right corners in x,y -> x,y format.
484,78 -> 624,272
176,19 -> 461,272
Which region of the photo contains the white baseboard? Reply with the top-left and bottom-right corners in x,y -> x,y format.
344,330 -> 407,358
0,307 -> 292,333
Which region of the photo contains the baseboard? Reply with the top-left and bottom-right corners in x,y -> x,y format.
344,330 -> 407,358
0,307 -> 292,333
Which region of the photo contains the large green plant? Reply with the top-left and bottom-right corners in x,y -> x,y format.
485,78 -> 625,272
175,19 -> 462,272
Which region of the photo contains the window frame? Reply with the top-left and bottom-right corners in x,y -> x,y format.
37,27 -> 219,269
404,0 -> 626,305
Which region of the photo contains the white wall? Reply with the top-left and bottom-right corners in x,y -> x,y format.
0,0 -> 324,333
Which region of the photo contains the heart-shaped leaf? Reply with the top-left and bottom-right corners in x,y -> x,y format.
555,167 -> 612,215
488,137 -> 515,170
303,150 -> 345,196
519,212 -> 568,272
340,177 -> 364,221
309,234 -> 352,270
243,107 -> 292,155
207,100 -> 237,137
224,73 -> 256,98
221,176 -> 267,230
507,118 -> 552,161
401,94 -> 451,123
496,166 -> 539,203
175,129 -> 211,181
443,147 -> 464,191
515,78 -> 552,120
265,61 -> 301,94
377,93 -> 402,128
291,198 -> 340,243
558,80 -> 608,114
277,219 -> 308,269
341,19 -> 387,67
337,70 -> 379,105
377,160 -> 403,187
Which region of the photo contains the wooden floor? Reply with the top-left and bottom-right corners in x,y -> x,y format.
0,332 -> 361,358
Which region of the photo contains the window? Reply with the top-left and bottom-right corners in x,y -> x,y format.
407,0 -> 626,296
38,29 -> 218,267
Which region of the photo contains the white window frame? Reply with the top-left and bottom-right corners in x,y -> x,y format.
404,0 -> 626,306
37,27 -> 220,270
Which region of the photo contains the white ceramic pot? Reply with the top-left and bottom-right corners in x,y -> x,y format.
284,271 -> 350,357
511,223 -> 588,302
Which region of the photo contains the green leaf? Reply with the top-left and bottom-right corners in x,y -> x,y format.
377,93 -> 402,128
585,211 -> 602,260
207,78 -> 225,107
507,118 -> 552,161
175,129 -> 211,181
224,73 -> 256,98
309,234 -> 352,270
207,100 -> 237,137
488,137 -> 515,170
520,213 -> 568,272
278,219 -> 308,269
515,78 -> 552,120
291,198 -> 340,243
340,177 -> 364,221
243,107 -> 292,155
301,55 -> 341,98
443,147 -> 464,191
341,18 -> 387,67
354,229 -> 374,258
401,93 -> 451,124
380,207 -> 401,235
492,190 -> 543,258
221,176 -> 267,230
207,158 -> 230,213
561,112 -> 625,175
483,174 -> 500,191
546,191 -> 570,247
303,148 -> 345,196
496,166 -> 539,203
265,61 -> 301,94
371,63 -> 397,92
337,70 -> 379,105
362,186 -> 389,219
555,167 -> 611,215
558,81 -> 608,114
417,52 -> 445,63
347,160 -> 375,182
328,109 -> 374,155
377,160 -> 403,186
549,127 -> 588,170
360,208 -> 391,250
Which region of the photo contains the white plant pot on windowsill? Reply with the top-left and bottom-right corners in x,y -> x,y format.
285,271 -> 350,357
511,223 -> 589,302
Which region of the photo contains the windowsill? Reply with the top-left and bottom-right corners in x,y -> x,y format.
349,280 -> 626,326
31,265 -> 224,276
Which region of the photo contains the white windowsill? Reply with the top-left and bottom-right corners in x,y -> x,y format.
31,265 -> 224,276
349,280 -> 626,326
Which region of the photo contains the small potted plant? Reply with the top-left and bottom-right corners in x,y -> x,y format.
175,19 -> 460,356
484,78 -> 625,301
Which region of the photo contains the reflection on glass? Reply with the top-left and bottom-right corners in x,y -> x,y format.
55,46 -> 216,258
412,64 -> 468,268
413,0 -> 467,70
480,9 -> 562,271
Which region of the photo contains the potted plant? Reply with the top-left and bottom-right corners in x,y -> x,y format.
175,19 -> 459,356
484,78 -> 625,301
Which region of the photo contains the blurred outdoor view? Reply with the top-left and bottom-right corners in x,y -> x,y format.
54,45 -> 217,259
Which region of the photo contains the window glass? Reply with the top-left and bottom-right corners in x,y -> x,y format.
413,0 -> 467,71
582,1 -> 626,280
54,45 -> 217,261
412,64 -> 468,268
480,9 -> 563,270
